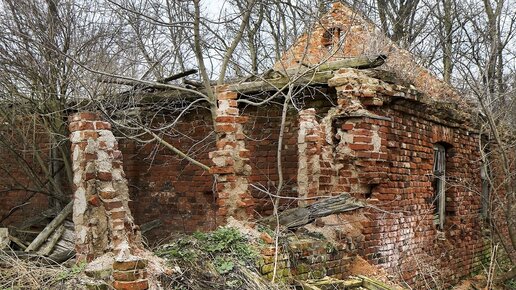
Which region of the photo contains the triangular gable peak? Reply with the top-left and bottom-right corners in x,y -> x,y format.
274,2 -> 462,104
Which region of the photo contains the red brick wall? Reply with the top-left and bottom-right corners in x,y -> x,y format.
0,123 -> 50,227
0,90 -> 489,288
119,110 -> 217,241
332,100 -> 487,288
242,92 -> 336,216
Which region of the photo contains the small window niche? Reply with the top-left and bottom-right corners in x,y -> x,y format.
480,162 -> 490,219
322,27 -> 343,52
432,144 -> 446,229
480,136 -> 491,219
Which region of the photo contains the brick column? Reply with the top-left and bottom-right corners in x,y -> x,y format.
69,112 -> 148,290
297,109 -> 322,206
209,87 -> 253,222
327,69 -> 389,195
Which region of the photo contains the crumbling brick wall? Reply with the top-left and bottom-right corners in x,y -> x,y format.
119,110 -> 217,240
258,235 -> 355,281
0,90 -> 491,289
209,87 -> 254,222
298,68 -> 487,288
69,112 -> 149,290
69,112 -> 143,261
351,107 -> 486,288
275,2 -> 465,105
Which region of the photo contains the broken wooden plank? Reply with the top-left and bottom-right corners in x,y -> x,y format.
279,55 -> 387,78
259,193 -> 365,229
48,221 -> 75,262
229,55 -> 386,94
158,69 -> 198,83
25,201 -> 73,252
358,275 -> 396,290
228,71 -> 334,94
8,235 -> 27,250
297,276 -> 363,290
141,219 -> 162,234
317,55 -> 387,72
96,77 -> 142,86
37,223 -> 65,256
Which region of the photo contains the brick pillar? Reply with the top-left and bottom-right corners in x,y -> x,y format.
209,87 -> 253,223
297,109 -> 322,206
69,112 -> 148,290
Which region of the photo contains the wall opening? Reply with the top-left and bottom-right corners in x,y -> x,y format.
322,27 -> 343,52
480,136 -> 491,219
432,143 -> 446,229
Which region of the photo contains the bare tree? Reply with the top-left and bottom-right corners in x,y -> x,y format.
0,0 -> 120,215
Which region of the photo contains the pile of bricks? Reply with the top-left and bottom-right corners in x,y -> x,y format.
112,258 -> 149,290
257,236 -> 354,282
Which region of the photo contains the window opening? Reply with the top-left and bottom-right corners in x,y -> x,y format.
433,144 -> 446,229
480,162 -> 490,218
480,136 -> 491,219
322,27 -> 343,52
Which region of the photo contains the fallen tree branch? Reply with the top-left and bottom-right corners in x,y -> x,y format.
259,193 -> 365,229
37,224 -> 65,256
143,128 -> 210,171
495,266 -> 516,285
158,69 -> 198,83
25,201 -> 72,252
141,219 -> 162,234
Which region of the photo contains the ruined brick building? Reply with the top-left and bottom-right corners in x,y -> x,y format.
0,2 -> 494,288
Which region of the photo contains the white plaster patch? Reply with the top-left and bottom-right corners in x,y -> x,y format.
70,131 -> 81,143
74,187 -> 87,217
73,146 -> 80,162
77,226 -> 88,244
98,182 -> 115,193
73,169 -> 84,185
212,156 -> 228,167
371,125 -> 381,152
85,162 -> 96,174
85,139 -> 96,154
112,168 -> 124,181
96,150 -> 109,162
98,131 -> 116,147
97,160 -> 112,172
218,100 -> 230,113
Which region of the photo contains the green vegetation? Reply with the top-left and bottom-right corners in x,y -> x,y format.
55,262 -> 87,282
155,227 -> 263,289
156,227 -> 257,264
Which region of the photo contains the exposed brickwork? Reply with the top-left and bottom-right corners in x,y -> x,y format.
321,69 -> 487,288
275,2 -> 467,105
209,87 -> 253,222
69,112 -> 143,261
119,112 -> 217,240
112,258 -> 149,290
258,236 -> 354,281
242,104 -> 300,216
69,112 -> 148,289
242,94 -> 337,216
297,109 -> 322,206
